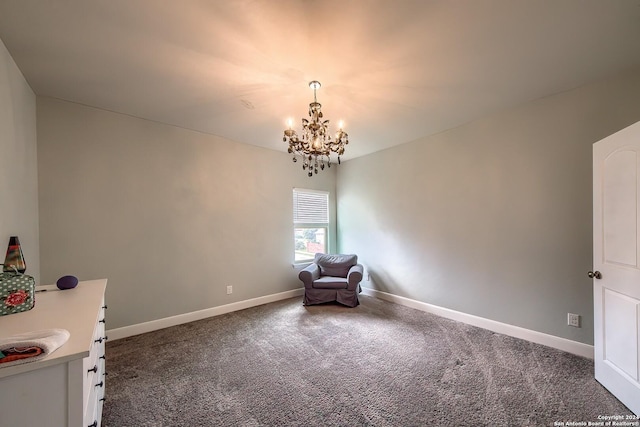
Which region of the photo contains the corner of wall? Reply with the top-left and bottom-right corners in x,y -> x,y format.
0,36 -> 40,282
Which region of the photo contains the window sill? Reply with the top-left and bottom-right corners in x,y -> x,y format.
292,261 -> 313,269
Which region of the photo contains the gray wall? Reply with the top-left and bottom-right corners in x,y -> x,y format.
9,27 -> 640,345
37,98 -> 336,329
337,68 -> 640,345
0,38 -> 39,282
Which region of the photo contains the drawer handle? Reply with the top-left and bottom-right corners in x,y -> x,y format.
95,381 -> 104,388
99,318 -> 106,323
88,365 -> 98,373
88,422 -> 97,427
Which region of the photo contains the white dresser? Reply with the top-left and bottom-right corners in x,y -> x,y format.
0,279 -> 107,427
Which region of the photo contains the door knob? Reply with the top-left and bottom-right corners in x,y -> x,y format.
588,271 -> 602,279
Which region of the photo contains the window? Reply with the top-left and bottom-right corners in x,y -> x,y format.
293,188 -> 329,263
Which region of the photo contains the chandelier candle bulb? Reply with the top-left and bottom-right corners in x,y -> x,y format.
282,80 -> 349,176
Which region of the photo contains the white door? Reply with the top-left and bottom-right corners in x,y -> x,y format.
593,120 -> 640,416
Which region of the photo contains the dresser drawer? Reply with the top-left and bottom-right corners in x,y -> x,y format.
84,368 -> 105,427
82,300 -> 107,427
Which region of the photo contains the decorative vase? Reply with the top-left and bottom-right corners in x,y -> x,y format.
3,236 -> 26,274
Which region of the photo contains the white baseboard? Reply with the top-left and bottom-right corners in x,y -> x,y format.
107,288 -> 304,341
108,286 -> 593,359
360,287 -> 594,359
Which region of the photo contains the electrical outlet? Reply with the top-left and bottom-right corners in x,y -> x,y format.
226,285 -> 233,295
568,313 -> 580,328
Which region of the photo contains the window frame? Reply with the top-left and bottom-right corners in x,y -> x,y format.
293,188 -> 330,264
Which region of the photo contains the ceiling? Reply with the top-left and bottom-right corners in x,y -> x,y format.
1,0 -> 639,160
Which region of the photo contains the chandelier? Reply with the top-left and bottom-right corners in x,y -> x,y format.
283,81 -> 349,176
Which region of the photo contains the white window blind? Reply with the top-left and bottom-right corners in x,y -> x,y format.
293,189 -> 329,224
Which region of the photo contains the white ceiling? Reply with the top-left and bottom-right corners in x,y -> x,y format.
1,0 -> 639,160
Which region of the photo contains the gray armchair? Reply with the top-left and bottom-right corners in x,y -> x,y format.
299,253 -> 363,307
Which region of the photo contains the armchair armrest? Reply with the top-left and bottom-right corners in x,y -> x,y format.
346,264 -> 364,290
299,263 -> 320,288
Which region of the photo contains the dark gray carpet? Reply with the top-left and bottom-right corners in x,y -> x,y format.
103,295 -> 632,426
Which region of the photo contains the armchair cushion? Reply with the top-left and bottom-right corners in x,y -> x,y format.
313,277 -> 348,289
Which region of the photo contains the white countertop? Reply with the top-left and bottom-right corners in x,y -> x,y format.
0,278 -> 107,378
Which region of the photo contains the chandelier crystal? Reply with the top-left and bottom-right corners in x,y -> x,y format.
283,81 -> 349,177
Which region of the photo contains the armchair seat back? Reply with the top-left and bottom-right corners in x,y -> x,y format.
316,254 -> 357,277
